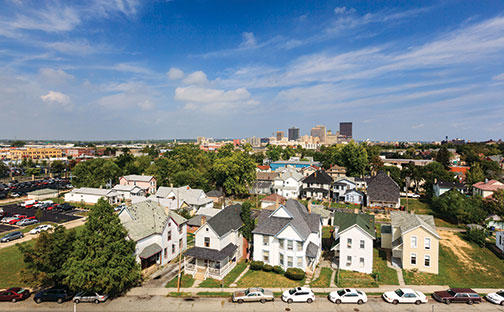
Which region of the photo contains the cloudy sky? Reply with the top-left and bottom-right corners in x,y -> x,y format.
1,0 -> 504,141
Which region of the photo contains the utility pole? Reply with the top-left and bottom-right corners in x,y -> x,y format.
405,177 -> 410,212
176,186 -> 182,293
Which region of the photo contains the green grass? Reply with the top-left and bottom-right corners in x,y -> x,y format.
198,278 -> 222,288
236,269 -> 305,288
403,241 -> 504,288
165,273 -> 195,288
167,292 -> 192,297
310,267 -> 333,287
222,261 -> 247,287
0,241 -> 33,288
196,292 -> 232,297
373,249 -> 399,285
330,202 -> 356,209
401,199 -> 462,229
322,226 -> 333,239
336,270 -> 378,288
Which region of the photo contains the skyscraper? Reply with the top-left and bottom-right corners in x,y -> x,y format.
276,131 -> 285,141
311,125 -> 327,143
340,122 -> 352,138
288,127 -> 300,141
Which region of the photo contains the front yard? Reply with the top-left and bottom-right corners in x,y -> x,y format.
236,270 -> 305,288
0,241 -> 32,288
373,249 -> 399,285
166,273 -> 195,288
310,267 -> 332,287
336,270 -> 378,288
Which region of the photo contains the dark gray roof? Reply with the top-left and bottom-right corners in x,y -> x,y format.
306,242 -> 318,258
139,243 -> 162,259
302,170 -> 333,185
381,224 -> 392,234
437,181 -> 464,189
392,237 -> 403,248
184,243 -> 237,261
207,204 -> 243,237
206,190 -> 224,197
253,210 -> 291,235
367,171 -> 400,203
187,215 -> 204,227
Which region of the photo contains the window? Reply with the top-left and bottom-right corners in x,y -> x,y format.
297,241 -> 303,251
424,238 -> 431,250
411,236 -> 417,248
347,238 -> 352,248
263,236 -> 269,246
172,244 -> 175,253
287,256 -> 293,267
278,239 -> 285,249
263,250 -> 269,263
297,256 -> 303,267
360,240 -> 365,249
346,256 -> 352,266
178,225 -> 183,234
424,255 -> 430,267
164,248 -> 167,258
359,257 -> 365,268
167,230 -> 171,241
287,240 -> 293,251
204,237 -> 210,247
280,253 -> 284,266
410,253 -> 417,265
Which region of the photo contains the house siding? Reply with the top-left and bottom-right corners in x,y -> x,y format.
337,227 -> 373,274
401,227 -> 439,274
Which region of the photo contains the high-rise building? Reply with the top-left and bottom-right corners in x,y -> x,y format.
276,131 -> 285,141
288,127 -> 300,141
311,125 -> 327,143
340,122 -> 352,138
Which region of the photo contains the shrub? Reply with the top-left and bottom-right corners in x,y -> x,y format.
273,265 -> 284,274
250,261 -> 264,270
285,268 -> 305,281
464,228 -> 487,247
263,264 -> 273,272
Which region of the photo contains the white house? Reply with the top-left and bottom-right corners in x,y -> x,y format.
64,187 -> 120,205
273,168 -> 304,199
344,189 -> 365,205
112,184 -> 145,200
497,231 -> 504,253
433,180 -> 465,197
155,186 -> 214,215
331,212 -> 375,274
332,178 -> 357,201
184,204 -> 246,281
118,200 -> 187,269
252,199 -> 322,273
119,174 -> 157,194
300,170 -> 333,200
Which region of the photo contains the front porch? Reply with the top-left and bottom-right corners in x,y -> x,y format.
183,243 -> 238,280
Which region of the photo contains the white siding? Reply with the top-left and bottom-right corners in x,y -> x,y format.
337,226 -> 373,274
497,231 -> 504,253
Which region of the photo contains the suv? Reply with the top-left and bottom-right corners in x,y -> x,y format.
282,287 -> 315,303
433,288 -> 481,305
0,231 -> 23,243
34,288 -> 74,304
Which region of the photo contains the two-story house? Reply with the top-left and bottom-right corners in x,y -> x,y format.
252,199 -> 322,273
433,180 -> 465,197
119,175 -> 157,194
473,179 -> 504,198
112,184 -> 145,200
273,168 -> 304,199
381,211 -> 440,274
184,204 -> 246,281
155,185 -> 214,215
366,171 -> 400,208
332,178 -> 357,201
326,164 -> 347,180
331,211 -> 375,274
301,170 -> 333,200
119,200 -> 187,269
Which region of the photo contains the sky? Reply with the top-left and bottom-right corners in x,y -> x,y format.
1,0 -> 504,141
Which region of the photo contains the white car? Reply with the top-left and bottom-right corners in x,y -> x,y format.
282,287 -> 315,304
29,224 -> 53,235
383,288 -> 427,305
1,217 -> 17,224
486,290 -> 504,305
329,288 -> 367,304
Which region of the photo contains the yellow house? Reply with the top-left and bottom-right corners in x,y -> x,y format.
381,211 -> 440,274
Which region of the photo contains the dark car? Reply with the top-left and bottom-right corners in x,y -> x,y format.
0,287 -> 30,302
0,231 -> 23,243
433,288 -> 482,305
34,288 -> 74,304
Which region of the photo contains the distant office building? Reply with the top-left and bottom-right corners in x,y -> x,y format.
288,127 -> 300,141
340,122 -> 352,138
246,136 -> 261,147
311,125 -> 327,143
260,137 -> 270,144
276,131 -> 285,141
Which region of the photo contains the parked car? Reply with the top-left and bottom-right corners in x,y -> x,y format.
0,231 -> 23,243
328,288 -> 367,304
433,288 -> 482,305
232,287 -> 274,304
282,287 -> 315,304
1,217 -> 16,224
17,218 -> 38,226
34,288 -> 74,304
0,287 -> 30,302
486,290 -> 504,305
73,292 -> 108,304
382,288 -> 427,305
29,224 -> 53,235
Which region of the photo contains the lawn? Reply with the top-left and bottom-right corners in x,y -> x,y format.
401,199 -> 462,229
373,249 -> 399,285
222,260 -> 248,287
0,241 -> 33,289
187,233 -> 195,247
322,226 -> 333,239
165,273 -> 195,288
336,270 -> 378,288
236,270 -> 305,288
198,278 -> 222,288
310,267 -> 332,287
403,240 -> 504,288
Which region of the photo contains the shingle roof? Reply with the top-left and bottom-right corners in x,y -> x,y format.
206,190 -> 224,198
367,171 -> 400,203
256,172 -> 279,181
306,242 -> 318,258
390,211 -> 439,239
122,175 -> 154,182
139,243 -> 162,259
261,193 -> 286,203
302,170 -> 333,185
156,186 -> 213,206
113,184 -> 143,192
206,204 -> 243,237
71,187 -> 118,197
184,243 -> 237,261
473,180 -> 504,191
276,169 -> 304,182
437,181 -> 465,189
310,205 -> 332,219
333,211 -> 375,238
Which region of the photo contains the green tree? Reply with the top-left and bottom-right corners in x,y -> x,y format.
422,161 -> 454,199
432,189 -> 486,224
435,147 -> 451,169
10,140 -> 25,147
266,145 -> 282,162
340,142 -> 368,177
486,189 -> 504,218
50,160 -> 66,174
72,158 -> 122,188
464,228 -> 487,247
63,199 -> 140,295
18,226 -> 76,288
0,161 -> 8,178
239,201 -> 254,242
212,151 -> 256,197
466,163 -> 485,185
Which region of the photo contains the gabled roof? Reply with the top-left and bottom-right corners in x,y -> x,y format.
390,211 -> 440,239
310,205 -> 332,219
436,181 -> 464,189
302,170 -> 333,185
70,187 -> 118,197
121,175 -> 154,182
367,171 -> 400,203
344,189 -> 365,197
257,165 -> 271,170
206,189 -> 224,198
206,204 -> 243,237
473,180 -> 504,191
184,243 -> 237,261
333,211 -> 375,238
156,186 -> 213,206
276,169 -> 304,182
256,172 -> 279,181
261,193 -> 286,203
113,184 -> 143,192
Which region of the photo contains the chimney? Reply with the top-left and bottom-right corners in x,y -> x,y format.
308,200 -> 312,214
200,215 -> 206,226
275,196 -> 279,209
125,199 -> 132,206
485,178 -> 488,184
387,171 -> 390,177
354,207 -> 359,214
434,178 -> 437,184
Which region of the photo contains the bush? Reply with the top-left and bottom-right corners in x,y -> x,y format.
464,228 -> 487,247
250,261 -> 264,270
273,265 -> 284,274
285,268 -> 305,281
263,264 -> 273,272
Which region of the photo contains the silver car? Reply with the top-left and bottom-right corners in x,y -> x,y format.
73,292 -> 108,304
232,288 -> 274,304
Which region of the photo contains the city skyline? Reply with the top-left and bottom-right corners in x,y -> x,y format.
1,1 -> 504,141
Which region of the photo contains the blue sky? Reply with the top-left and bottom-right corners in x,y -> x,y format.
1,0 -> 504,141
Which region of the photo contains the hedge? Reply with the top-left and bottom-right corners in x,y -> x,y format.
273,265 -> 284,274
285,268 -> 305,280
250,261 -> 264,270
263,264 -> 273,272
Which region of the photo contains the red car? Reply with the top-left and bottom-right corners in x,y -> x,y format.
0,287 -> 30,302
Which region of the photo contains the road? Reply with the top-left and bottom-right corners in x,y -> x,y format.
0,296 -> 503,312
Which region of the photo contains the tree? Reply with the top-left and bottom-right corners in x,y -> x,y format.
464,228 -> 487,247
10,140 -> 25,147
72,158 -> 122,188
0,161 -> 8,178
465,163 -> 485,185
63,199 -> 140,296
340,142 -> 368,177
435,147 -> 451,169
432,189 -> 487,224
422,162 -> 454,199
212,151 -> 256,197
19,226 -> 76,288
486,189 -> 504,218
240,201 -> 255,242
266,145 -> 282,162
50,160 -> 66,174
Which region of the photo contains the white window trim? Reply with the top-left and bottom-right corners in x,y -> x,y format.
424,254 -> 431,267
424,237 -> 431,250
410,253 -> 417,265
411,236 -> 417,249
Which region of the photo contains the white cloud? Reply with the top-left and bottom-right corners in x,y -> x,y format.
174,86 -> 258,112
8,6 -> 81,33
493,73 -> 504,81
183,71 -> 209,85
112,63 -> 153,74
167,67 -> 184,80
43,39 -> 99,55
38,68 -> 74,84
334,7 -> 355,15
40,91 -> 72,110
240,32 -> 257,48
